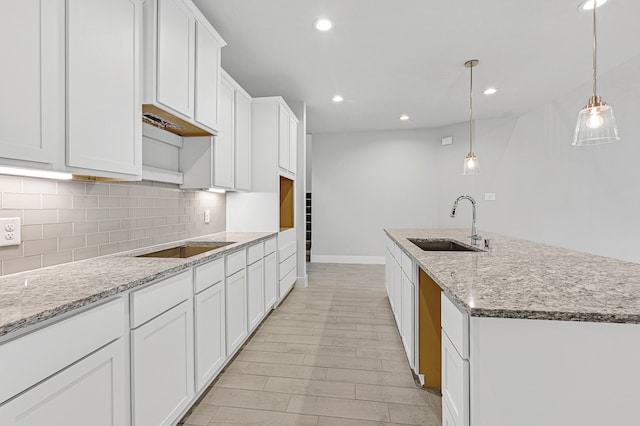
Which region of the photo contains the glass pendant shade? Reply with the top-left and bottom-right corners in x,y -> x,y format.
572,97 -> 619,146
462,153 -> 480,175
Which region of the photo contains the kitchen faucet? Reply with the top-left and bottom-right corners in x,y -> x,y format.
450,195 -> 482,246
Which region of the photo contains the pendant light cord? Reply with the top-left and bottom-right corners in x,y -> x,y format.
592,3 -> 597,98
469,63 -> 474,153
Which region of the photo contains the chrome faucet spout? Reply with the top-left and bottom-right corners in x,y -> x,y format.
450,195 -> 482,245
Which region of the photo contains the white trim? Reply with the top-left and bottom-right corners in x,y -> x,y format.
310,255 -> 385,265
295,275 -> 308,288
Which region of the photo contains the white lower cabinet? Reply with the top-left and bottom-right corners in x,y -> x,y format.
441,331 -> 469,426
194,281 -> 226,392
392,257 -> 402,326
264,251 -> 278,310
247,258 -> 265,332
225,268 -> 248,356
0,338 -> 127,426
131,299 -> 194,426
442,400 -> 457,426
401,271 -> 415,367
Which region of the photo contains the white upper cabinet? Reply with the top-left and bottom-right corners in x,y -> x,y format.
234,87 -> 252,191
278,105 -> 290,172
66,0 -> 142,177
143,0 -> 225,136
156,0 -> 195,119
0,1 -> 64,169
0,0 -> 142,179
214,76 -> 235,188
194,21 -> 221,131
289,116 -> 297,175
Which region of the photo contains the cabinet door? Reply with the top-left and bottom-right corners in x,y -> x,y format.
67,0 -> 142,176
194,21 -> 220,131
234,89 -> 252,191
278,104 -> 290,171
442,332 -> 470,426
0,339 -> 127,426
401,272 -> 415,367
213,77 -> 234,188
247,259 -> 265,332
226,268 -> 247,356
132,299 -> 195,426
442,400 -> 458,426
0,1 -> 63,167
289,117 -> 297,174
195,282 -> 226,392
264,252 -> 278,310
392,258 -> 402,327
156,0 -> 194,118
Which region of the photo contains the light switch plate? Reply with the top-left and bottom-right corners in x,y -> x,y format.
441,136 -> 453,146
0,217 -> 21,246
484,193 -> 496,201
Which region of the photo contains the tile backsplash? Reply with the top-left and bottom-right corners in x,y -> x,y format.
0,175 -> 225,276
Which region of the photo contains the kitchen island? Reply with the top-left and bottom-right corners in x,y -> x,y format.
385,228 -> 640,426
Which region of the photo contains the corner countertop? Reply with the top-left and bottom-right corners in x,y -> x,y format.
0,232 -> 276,338
385,229 -> 640,324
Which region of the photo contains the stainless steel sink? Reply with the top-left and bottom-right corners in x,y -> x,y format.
408,238 -> 483,252
136,242 -> 235,258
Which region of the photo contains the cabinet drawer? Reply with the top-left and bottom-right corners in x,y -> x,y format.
280,267 -> 297,298
131,270 -> 192,328
279,241 -> 296,261
401,250 -> 414,282
247,242 -> 264,265
442,332 -> 470,426
0,298 -> 126,404
441,293 -> 469,359
264,237 -> 277,255
279,252 -> 296,280
226,249 -> 246,277
194,257 -> 224,294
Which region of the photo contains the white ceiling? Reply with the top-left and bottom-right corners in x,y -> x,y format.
194,0 -> 640,134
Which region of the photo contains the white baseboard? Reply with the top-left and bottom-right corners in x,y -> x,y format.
295,275 -> 308,288
310,255 -> 385,265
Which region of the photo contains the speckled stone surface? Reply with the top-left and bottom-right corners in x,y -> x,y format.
0,232 -> 275,338
386,229 -> 640,324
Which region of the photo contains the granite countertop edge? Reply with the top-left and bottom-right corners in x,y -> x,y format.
385,229 -> 640,324
0,231 -> 277,338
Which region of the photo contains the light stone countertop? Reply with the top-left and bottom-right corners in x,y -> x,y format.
385,228 -> 640,324
0,232 -> 276,338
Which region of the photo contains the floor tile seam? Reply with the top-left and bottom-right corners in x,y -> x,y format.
261,385 -> 357,401
206,403 -> 318,420
285,398 -> 393,423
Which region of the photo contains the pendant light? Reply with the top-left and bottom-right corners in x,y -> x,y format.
572,0 -> 619,146
463,59 -> 480,175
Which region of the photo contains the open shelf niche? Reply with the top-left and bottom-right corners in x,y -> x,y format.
279,176 -> 294,231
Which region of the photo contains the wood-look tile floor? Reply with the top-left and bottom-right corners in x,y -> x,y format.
179,263 -> 442,426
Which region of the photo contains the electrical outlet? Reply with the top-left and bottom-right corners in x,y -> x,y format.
484,192 -> 496,201
0,217 -> 21,247
204,210 -> 211,224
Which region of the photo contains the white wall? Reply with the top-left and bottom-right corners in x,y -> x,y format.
435,54 -> 640,263
311,129 -> 439,263
311,54 -> 640,264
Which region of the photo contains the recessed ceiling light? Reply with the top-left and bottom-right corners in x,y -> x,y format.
332,95 -> 343,103
313,18 -> 334,32
483,87 -> 498,95
399,115 -> 410,121
580,0 -> 607,11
